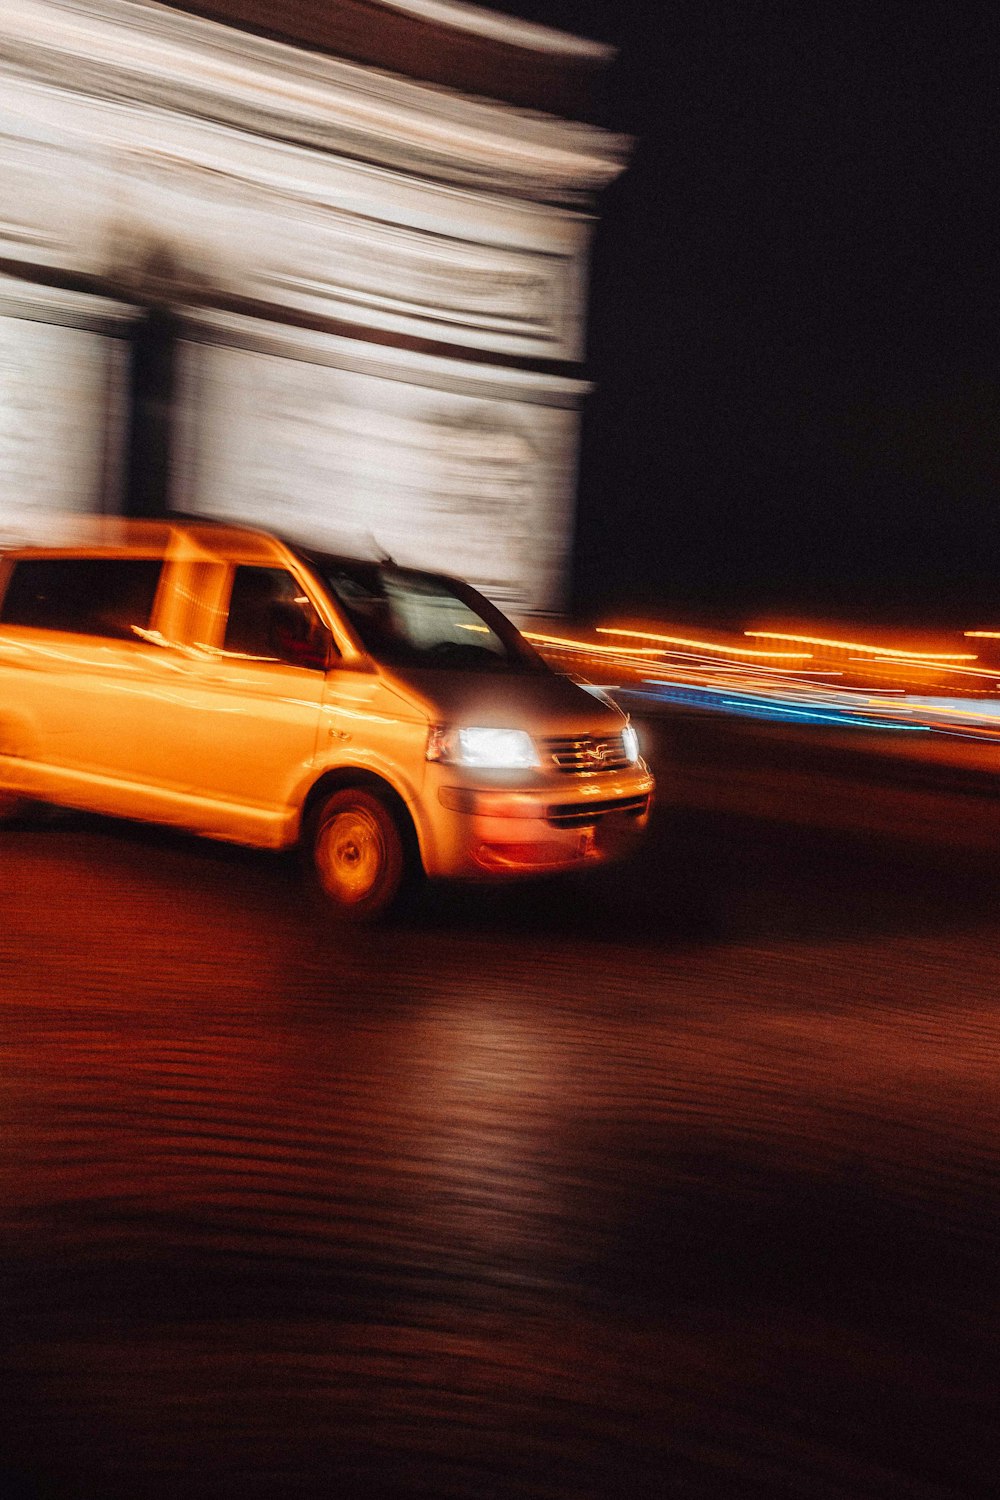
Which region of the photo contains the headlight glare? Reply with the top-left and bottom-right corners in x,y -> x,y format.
427,725 -> 539,769
622,723 -> 640,763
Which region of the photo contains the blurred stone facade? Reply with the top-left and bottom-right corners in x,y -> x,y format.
0,0 -> 626,610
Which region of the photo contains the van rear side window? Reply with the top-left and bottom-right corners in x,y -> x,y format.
0,558 -> 163,640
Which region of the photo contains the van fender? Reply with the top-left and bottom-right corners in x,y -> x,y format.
0,711 -> 43,807
0,711 -> 40,769
291,752 -> 431,873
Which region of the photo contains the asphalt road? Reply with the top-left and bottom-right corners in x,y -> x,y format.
2,716 -> 999,1499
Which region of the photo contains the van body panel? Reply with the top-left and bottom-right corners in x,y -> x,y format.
379,662 -> 627,737
1,757 -> 296,846
0,519 -> 654,898
145,652 -> 327,810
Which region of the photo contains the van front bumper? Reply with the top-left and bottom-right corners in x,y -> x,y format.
423,765 -> 655,878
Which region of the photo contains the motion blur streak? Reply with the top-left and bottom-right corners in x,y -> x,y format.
744,631 -> 976,660
524,630 -> 664,658
596,626 -> 811,658
530,618 -> 1000,743
848,658 -> 1000,682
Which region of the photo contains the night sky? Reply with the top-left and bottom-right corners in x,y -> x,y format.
480,2 -> 996,628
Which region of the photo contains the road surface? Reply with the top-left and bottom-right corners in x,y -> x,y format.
2,715 -> 998,1498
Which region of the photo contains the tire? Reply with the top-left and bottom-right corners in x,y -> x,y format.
308,787 -> 408,922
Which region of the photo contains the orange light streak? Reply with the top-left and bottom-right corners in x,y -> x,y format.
524,631 -> 664,657
746,631 -> 976,661
865,699 -> 997,720
848,659 -> 1000,682
597,627 -> 812,659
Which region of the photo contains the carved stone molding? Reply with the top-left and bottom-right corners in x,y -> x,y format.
1,0 -> 629,205
167,0 -> 615,118
179,306 -> 589,406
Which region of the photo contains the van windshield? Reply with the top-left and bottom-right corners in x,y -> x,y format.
299,552 -> 549,674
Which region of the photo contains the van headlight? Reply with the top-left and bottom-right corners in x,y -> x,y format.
622,723 -> 640,763
427,725 -> 540,769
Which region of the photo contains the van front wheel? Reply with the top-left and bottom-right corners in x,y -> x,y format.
309,788 -> 407,922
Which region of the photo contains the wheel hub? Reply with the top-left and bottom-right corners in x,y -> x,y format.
318,809 -> 384,902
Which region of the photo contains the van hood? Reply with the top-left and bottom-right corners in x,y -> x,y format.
380,665 -> 628,737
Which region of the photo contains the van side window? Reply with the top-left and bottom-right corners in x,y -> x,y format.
223,566 -> 329,669
0,558 -> 163,640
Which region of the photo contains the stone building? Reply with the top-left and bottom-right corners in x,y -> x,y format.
0,0 -> 626,610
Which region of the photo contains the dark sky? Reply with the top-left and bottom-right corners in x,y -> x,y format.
480,1 -> 997,627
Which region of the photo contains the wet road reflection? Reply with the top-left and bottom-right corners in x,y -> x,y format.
2,727 -> 999,1498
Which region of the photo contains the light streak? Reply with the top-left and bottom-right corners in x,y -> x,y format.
598,626 -> 812,658
852,660 -> 1000,681
716,697 -> 928,730
525,631 -> 664,657
746,630 -> 976,660
529,619 -> 1000,744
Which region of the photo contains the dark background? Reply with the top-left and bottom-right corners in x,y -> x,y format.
480,1 -> 996,629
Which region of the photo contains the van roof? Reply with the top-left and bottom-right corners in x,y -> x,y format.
0,515 -> 295,564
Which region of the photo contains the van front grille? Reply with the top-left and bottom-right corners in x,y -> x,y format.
547,795 -> 650,828
543,733 -> 630,774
